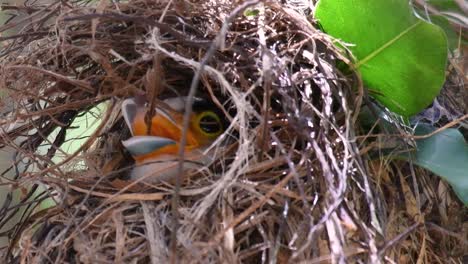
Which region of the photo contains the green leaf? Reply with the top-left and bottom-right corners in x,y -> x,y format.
426,0 -> 461,12
411,124 -> 468,205
243,8 -> 260,17
424,15 -> 468,50
427,15 -> 459,50
315,0 -> 448,116
359,106 -> 468,205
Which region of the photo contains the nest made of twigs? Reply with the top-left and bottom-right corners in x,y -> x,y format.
0,0 -> 466,263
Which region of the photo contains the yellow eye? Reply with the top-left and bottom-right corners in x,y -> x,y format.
195,111 -> 223,137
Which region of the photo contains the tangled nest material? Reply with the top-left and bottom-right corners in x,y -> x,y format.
0,0 -> 466,263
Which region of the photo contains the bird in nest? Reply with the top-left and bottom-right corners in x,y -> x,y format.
121,96 -> 228,183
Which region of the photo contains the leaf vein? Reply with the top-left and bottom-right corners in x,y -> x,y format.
356,20 -> 423,68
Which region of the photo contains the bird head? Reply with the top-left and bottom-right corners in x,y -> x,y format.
121,96 -> 227,182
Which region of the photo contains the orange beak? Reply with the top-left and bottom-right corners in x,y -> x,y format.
129,109 -> 200,163
121,97 -> 205,165
121,97 -> 227,182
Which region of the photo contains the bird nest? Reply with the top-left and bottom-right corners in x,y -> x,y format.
0,0 -> 466,263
